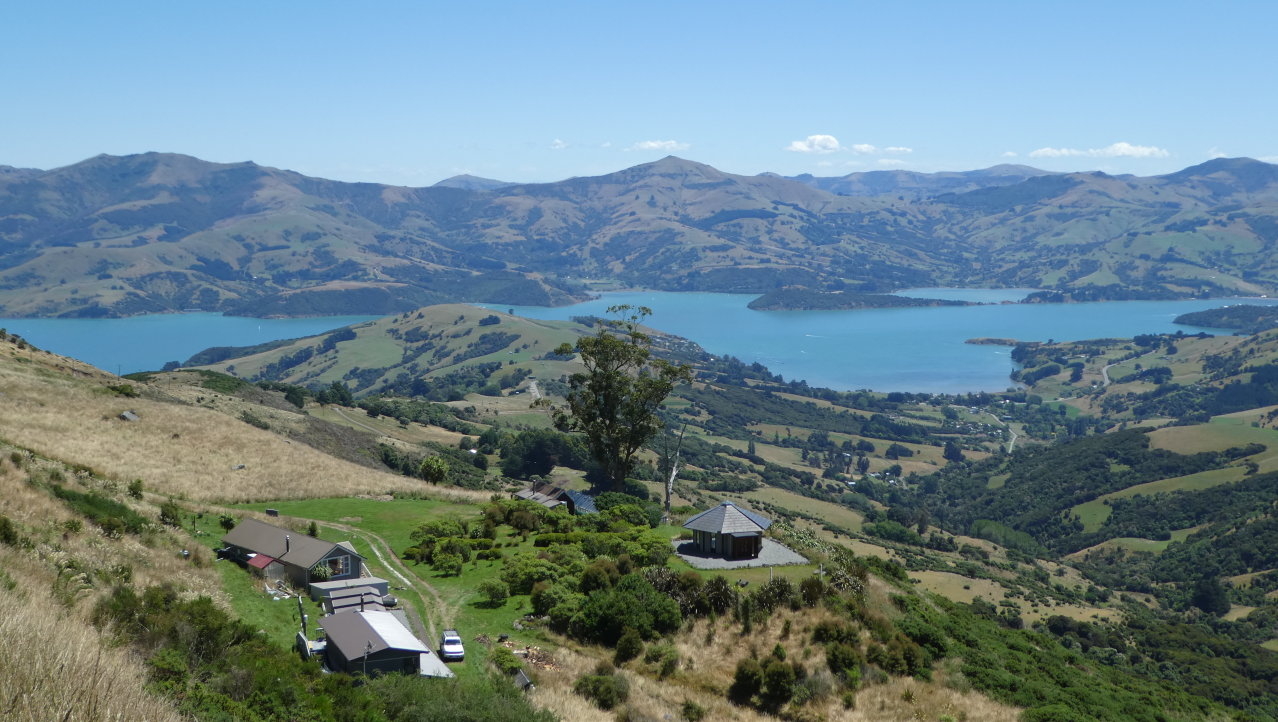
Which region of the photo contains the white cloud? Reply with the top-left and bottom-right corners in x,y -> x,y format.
600,141 -> 612,149
1002,151 -> 1018,158
1207,147 -> 1228,159
785,134 -> 842,154
1260,156 -> 1278,164
1029,141 -> 1170,159
629,139 -> 690,152
549,138 -> 568,150
877,158 -> 907,167
786,136 -> 913,157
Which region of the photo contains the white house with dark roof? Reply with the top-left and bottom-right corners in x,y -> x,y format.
682,500 -> 772,560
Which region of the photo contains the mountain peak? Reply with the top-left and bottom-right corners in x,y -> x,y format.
432,174 -> 513,191
1164,157 -> 1278,193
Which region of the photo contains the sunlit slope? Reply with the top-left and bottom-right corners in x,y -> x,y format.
0,332 -> 426,502
195,305 -> 588,394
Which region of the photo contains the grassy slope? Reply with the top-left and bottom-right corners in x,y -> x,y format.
201,305 -> 586,393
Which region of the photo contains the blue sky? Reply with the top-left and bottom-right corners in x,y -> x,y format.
2,1 -> 1275,186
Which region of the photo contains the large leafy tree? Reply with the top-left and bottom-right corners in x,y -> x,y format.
552,305 -> 692,491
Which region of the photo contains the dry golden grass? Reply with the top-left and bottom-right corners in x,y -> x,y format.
528,599 -> 1021,722
0,338 -> 476,503
0,572 -> 185,722
0,446 -> 228,722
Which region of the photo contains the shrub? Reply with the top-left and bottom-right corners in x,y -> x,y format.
0,514 -> 22,546
573,669 -> 629,710
478,579 -> 509,608
762,658 -> 797,708
681,700 -> 706,721
729,658 -> 764,704
432,552 -> 463,576
490,645 -> 524,675
127,478 -> 143,499
645,642 -> 679,678
159,499 -> 184,527
569,574 -> 681,645
826,642 -> 863,688
614,627 -> 644,664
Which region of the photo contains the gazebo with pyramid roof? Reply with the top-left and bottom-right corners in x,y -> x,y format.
682,501 -> 772,560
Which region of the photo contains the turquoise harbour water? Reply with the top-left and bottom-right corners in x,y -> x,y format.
0,313 -> 380,376
484,290 -> 1277,394
1,292 -> 1272,392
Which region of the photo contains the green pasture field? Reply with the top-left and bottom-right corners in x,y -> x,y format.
735,485 -> 866,533
1067,526 -> 1202,557
1072,466 -> 1246,532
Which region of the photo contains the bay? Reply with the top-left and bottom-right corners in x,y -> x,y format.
1,293 -> 1271,393
484,292 -> 1277,394
0,313 -> 380,376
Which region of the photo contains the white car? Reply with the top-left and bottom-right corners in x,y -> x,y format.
440,630 -> 464,661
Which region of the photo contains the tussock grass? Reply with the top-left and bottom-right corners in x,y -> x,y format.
0,338 -> 458,503
0,577 -> 185,722
0,444 -> 226,722
530,602 -> 1021,722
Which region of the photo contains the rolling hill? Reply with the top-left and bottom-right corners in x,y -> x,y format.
3,153 -> 1278,317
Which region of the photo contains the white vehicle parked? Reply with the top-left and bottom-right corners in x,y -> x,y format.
440,629 -> 465,661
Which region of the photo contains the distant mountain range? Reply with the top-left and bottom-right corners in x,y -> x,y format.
2,152 -> 1277,317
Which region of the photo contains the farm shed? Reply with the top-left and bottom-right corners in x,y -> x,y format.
319,611 -> 452,678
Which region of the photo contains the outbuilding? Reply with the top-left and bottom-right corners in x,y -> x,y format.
319,611 -> 452,678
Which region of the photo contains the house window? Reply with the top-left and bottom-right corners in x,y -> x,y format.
326,555 -> 350,577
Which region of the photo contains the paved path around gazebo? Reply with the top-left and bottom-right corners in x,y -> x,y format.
672,538 -> 809,570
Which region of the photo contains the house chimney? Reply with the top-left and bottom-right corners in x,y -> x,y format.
285,535 -> 290,553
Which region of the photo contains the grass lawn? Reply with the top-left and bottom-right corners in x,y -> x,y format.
231,497 -> 483,556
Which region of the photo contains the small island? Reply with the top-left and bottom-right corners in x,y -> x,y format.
965,337 -> 1030,347
747,287 -> 973,311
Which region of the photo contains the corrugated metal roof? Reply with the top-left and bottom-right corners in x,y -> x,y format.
564,490 -> 598,514
683,501 -> 770,535
320,611 -> 428,658
246,554 -> 275,569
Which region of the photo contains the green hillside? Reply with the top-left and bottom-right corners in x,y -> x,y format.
4,153 -> 1278,317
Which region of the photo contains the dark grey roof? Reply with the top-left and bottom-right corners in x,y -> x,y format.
564,489 -> 598,514
513,486 -> 567,509
320,610 -> 427,657
329,587 -> 386,614
683,501 -> 770,535
222,518 -> 362,569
